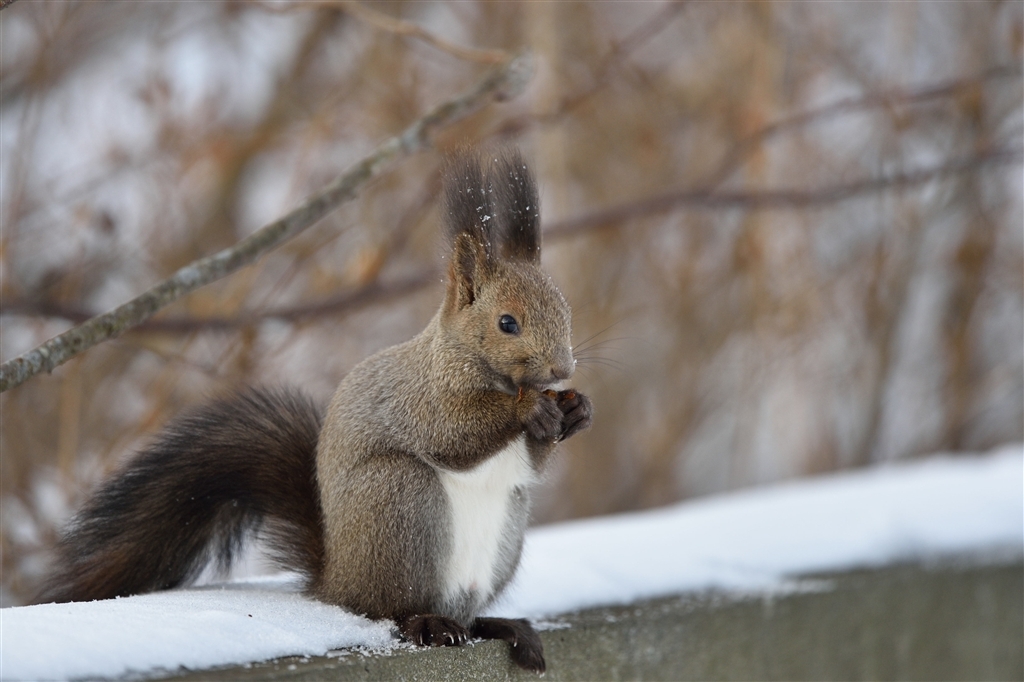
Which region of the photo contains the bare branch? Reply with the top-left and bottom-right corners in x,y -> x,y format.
544,147 -> 1023,239
493,2 -> 687,138
2,272 -> 436,333
747,64 -> 1020,141
251,0 -> 509,65
0,53 -> 534,393
338,1 -> 509,65
702,64 -> 1023,188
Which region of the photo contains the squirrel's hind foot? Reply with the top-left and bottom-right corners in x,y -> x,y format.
398,614 -> 469,647
397,614 -> 546,673
472,617 -> 546,673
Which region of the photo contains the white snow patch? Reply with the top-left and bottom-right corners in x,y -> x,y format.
2,444 -> 1020,681
0,576 -> 395,681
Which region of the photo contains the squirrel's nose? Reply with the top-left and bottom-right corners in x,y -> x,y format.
550,356 -> 575,382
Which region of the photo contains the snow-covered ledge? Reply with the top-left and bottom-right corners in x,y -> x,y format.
2,446 -> 1021,682
158,560 -> 1021,681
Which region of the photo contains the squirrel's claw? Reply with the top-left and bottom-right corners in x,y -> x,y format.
556,389 -> 593,442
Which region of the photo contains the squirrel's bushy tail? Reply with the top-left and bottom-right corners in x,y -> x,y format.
35,387 -> 324,604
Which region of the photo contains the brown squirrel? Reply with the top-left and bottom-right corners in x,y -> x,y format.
35,149 -> 593,673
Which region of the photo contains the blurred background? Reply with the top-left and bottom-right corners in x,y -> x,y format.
1,0 -> 1021,606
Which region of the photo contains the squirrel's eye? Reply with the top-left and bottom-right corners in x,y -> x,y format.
499,314 -> 520,335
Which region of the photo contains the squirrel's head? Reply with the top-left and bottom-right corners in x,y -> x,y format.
439,150 -> 574,394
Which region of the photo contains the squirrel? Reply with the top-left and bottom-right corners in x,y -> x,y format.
34,149 -> 593,674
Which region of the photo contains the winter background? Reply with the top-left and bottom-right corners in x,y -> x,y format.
0,0 -> 1022,677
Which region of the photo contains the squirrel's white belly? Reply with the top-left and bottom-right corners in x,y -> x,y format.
438,435 -> 535,607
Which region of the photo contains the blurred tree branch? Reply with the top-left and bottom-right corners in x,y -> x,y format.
0,52 -> 534,393
337,1 -> 508,65
551,1 -> 688,114
252,0 -> 509,64
745,64 -> 1019,143
546,146 -> 1022,239
495,1 -> 687,138
704,64 -> 1023,187
1,272 -> 436,332
6,147 -> 1018,334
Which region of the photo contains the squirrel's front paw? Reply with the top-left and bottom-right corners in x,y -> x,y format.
555,389 -> 593,442
525,389 -> 593,443
523,392 -> 563,442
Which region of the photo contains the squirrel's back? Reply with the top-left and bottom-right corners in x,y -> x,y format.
35,387 -> 324,604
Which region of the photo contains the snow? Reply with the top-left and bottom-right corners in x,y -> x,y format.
499,444 -> 1023,617
2,444 -> 1021,681
1,583 -> 394,682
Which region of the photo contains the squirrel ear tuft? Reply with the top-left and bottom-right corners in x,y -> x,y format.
491,149 -> 541,264
443,151 -> 495,264
442,151 -> 494,309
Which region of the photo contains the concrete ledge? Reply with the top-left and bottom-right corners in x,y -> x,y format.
160,559 -> 1023,681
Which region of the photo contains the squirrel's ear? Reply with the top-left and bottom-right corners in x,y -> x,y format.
448,232 -> 481,310
492,149 -> 541,264
443,152 -> 494,310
